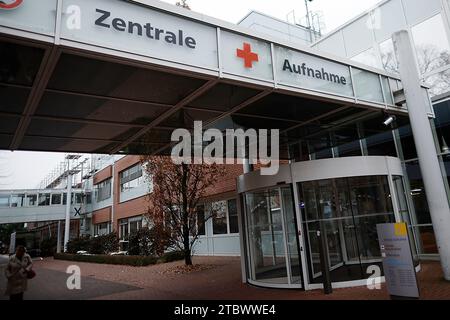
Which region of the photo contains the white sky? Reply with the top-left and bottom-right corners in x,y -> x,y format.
0,0 -> 381,190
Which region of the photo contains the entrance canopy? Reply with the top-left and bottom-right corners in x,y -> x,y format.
0,0 -> 428,158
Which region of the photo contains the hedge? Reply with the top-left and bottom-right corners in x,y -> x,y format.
54,250 -> 184,266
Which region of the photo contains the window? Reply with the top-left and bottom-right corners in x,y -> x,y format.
10,194 -> 25,207
196,205 -> 206,236
95,179 -> 112,202
0,194 -> 9,208
411,14 -> 450,75
379,38 -> 399,75
228,199 -> 239,234
119,216 -> 143,240
74,193 -> 83,205
129,217 -> 143,234
38,193 -> 50,206
25,194 -> 37,206
94,222 -> 110,236
51,193 -> 62,205
212,201 -> 228,235
119,219 -> 129,240
120,164 -> 143,193
62,193 -> 74,205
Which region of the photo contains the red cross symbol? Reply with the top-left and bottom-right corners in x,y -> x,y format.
236,43 -> 259,68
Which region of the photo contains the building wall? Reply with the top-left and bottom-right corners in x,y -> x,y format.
310,0 -> 450,258
89,155 -> 244,256
238,11 -> 320,46
312,0 -> 450,97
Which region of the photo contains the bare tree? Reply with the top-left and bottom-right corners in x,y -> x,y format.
381,44 -> 450,96
141,155 -> 225,265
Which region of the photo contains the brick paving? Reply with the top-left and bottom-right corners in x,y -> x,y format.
1,256 -> 450,300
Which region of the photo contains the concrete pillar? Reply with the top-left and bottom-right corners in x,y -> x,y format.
393,30 -> 450,280
63,173 -> 72,252
56,220 -> 62,253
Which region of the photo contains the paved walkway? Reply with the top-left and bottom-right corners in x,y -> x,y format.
0,256 -> 449,300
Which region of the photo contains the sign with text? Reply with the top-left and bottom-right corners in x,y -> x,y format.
376,223 -> 419,299
274,45 -> 354,97
61,0 -> 218,70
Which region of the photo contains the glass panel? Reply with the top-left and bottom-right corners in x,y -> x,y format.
381,76 -> 394,105
424,68 -> 450,97
227,199 -> 239,234
374,0 -> 407,42
51,193 -> 62,205
348,176 -> 393,215
405,160 -> 432,224
404,0 -> 442,27
212,201 -> 228,235
38,193 -> 51,206
411,14 -> 450,75
281,187 -> 302,284
379,38 -> 399,75
301,176 -> 396,284
196,205 -> 206,236
246,190 -> 288,284
334,125 -> 362,157
96,179 -> 112,202
418,225 -> 438,254
25,194 -> 37,206
393,176 -> 419,260
352,68 -> 384,103
0,194 -> 9,207
10,194 -> 25,207
342,16 -> 374,57
362,116 -> 397,157
351,48 -> 381,69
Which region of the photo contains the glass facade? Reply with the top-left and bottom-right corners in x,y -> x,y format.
299,176 -> 395,284
314,0 -> 450,98
245,187 -> 302,286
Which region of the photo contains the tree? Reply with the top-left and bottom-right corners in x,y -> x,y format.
381,43 -> 450,96
141,156 -> 225,265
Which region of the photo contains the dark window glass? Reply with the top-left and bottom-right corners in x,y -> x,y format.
196,205 -> 205,236
38,193 -> 50,206
95,179 -> 112,202
212,201 -> 228,235
51,194 -> 62,205
399,125 -> 418,160
334,125 -> 362,157
405,160 -> 432,224
228,199 -> 239,234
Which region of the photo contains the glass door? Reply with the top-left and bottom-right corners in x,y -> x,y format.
245,186 -> 302,287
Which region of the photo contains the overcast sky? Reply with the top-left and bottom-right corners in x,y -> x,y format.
0,0 -> 381,190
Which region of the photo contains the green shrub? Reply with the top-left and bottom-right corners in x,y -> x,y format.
89,233 -> 119,254
54,253 -> 157,266
66,235 -> 91,254
128,225 -> 174,257
40,237 -> 57,257
158,250 -> 185,263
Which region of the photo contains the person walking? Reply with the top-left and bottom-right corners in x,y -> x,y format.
4,246 -> 33,300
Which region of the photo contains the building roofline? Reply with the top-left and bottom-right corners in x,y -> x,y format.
237,10 -> 315,34
311,0 -> 390,47
127,0 -> 401,79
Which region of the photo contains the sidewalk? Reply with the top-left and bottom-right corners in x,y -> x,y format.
1,256 -> 450,300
